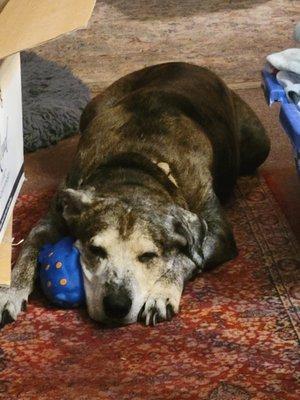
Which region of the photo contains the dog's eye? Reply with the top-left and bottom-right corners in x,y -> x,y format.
89,244 -> 107,259
138,252 -> 158,263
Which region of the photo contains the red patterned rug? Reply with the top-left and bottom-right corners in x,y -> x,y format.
0,176 -> 299,400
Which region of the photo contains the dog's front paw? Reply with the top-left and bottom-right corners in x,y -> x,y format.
0,287 -> 29,329
138,286 -> 181,326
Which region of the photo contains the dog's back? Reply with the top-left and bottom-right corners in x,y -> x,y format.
75,62 -> 239,206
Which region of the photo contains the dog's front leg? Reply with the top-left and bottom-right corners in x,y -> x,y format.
138,254 -> 195,326
0,213 -> 63,328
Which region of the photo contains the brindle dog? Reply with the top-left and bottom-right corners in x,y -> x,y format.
0,62 -> 270,327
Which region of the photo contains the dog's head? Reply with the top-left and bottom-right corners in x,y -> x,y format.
61,187 -> 206,325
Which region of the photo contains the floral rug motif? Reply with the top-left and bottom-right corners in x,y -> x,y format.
0,176 -> 299,400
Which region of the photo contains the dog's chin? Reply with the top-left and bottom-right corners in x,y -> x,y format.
88,312 -> 137,327
101,316 -> 136,328
86,304 -> 139,327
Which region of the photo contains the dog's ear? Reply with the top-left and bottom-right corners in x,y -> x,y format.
60,188 -> 95,217
168,206 -> 208,270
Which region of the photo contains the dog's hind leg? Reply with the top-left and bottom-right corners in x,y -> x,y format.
232,91 -> 270,175
0,212 -> 63,328
200,193 -> 238,269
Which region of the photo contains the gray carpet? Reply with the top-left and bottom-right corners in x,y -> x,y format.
21,52 -> 90,153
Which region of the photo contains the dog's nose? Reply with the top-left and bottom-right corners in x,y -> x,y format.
103,289 -> 132,319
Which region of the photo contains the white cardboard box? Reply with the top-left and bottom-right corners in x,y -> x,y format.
0,217 -> 12,287
0,0 -> 96,286
0,53 -> 24,244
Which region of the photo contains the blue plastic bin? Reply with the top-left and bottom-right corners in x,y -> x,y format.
261,69 -> 300,175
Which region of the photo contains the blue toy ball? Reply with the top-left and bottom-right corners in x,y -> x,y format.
38,236 -> 85,308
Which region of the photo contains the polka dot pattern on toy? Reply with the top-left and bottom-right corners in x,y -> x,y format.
38,236 -> 85,308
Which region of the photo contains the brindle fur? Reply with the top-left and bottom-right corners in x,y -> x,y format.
0,62 -> 270,328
